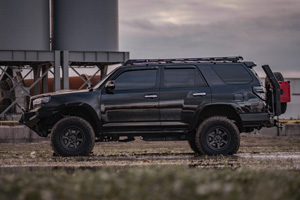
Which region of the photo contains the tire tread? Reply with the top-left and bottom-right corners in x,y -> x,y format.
51,116 -> 95,157
195,116 -> 240,155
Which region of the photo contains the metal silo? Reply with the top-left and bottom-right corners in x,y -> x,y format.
52,0 -> 119,51
0,0 -> 50,51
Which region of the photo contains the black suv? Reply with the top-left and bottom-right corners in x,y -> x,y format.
20,56 -> 289,156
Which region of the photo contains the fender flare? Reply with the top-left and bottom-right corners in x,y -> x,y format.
188,103 -> 242,130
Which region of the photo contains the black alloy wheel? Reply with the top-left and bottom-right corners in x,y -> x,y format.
195,116 -> 240,156
206,126 -> 231,151
60,127 -> 86,151
51,116 -> 95,156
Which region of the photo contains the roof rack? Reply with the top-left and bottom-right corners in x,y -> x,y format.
124,56 -> 243,66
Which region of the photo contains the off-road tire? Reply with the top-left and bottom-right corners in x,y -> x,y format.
51,116 -> 95,157
274,72 -> 284,82
187,133 -> 202,155
195,116 -> 240,156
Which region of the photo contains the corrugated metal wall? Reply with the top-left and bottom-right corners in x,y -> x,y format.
282,78 -> 300,119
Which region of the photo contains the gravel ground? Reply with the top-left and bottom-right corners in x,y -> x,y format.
1,133 -> 300,200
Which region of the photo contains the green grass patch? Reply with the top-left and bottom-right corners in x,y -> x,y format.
1,166 -> 300,200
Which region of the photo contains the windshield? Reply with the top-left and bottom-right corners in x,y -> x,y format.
93,66 -> 120,89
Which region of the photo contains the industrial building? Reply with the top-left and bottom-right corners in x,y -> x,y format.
0,0 -> 129,121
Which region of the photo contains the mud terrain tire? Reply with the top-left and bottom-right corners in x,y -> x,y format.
195,116 -> 240,156
188,134 -> 202,155
51,116 -> 95,157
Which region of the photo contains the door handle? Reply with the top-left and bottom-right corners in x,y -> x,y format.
144,94 -> 158,99
193,92 -> 206,97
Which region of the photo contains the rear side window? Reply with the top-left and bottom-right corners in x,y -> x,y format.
114,69 -> 157,90
163,68 -> 207,88
212,64 -> 253,84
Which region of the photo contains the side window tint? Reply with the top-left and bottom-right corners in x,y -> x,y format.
212,65 -> 252,84
114,69 -> 157,90
163,68 -> 207,88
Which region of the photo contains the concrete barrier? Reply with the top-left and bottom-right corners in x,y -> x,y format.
253,123 -> 300,136
0,125 -> 47,143
285,124 -> 300,136
257,127 -> 282,136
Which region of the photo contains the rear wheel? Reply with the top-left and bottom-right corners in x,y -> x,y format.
195,116 -> 240,156
51,116 -> 95,157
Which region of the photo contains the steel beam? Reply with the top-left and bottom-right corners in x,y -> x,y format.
53,51 -> 60,91
33,65 -> 42,95
62,51 -> 69,90
42,65 -> 50,93
100,65 -> 108,80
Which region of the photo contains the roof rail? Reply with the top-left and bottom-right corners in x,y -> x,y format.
124,56 -> 243,66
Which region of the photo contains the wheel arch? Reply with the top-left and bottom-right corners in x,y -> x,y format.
190,104 -> 242,131
56,103 -> 101,136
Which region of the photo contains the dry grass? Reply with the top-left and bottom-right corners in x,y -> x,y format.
1,167 -> 300,200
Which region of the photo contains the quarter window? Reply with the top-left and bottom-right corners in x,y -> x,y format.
212,64 -> 253,84
114,69 -> 157,90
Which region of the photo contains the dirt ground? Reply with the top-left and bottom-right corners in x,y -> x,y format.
1,133 -> 300,172
1,133 -> 300,200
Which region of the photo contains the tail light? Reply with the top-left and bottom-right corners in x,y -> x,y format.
253,86 -> 266,100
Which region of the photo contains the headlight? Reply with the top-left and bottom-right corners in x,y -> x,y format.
32,96 -> 51,109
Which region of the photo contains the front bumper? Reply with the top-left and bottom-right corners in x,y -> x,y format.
19,109 -> 55,129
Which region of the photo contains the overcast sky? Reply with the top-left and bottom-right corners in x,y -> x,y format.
118,0 -> 300,77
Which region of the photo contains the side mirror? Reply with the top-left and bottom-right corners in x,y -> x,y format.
105,80 -> 115,93
88,83 -> 94,91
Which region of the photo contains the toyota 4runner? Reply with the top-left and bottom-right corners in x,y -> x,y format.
20,56 -> 291,156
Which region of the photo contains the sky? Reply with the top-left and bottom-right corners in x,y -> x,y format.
118,0 -> 300,77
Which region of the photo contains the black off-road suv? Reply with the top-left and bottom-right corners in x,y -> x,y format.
20,56 -> 290,156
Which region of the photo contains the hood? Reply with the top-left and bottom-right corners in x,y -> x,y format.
31,89 -> 90,99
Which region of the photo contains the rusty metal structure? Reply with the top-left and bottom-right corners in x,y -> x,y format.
0,0 -> 129,121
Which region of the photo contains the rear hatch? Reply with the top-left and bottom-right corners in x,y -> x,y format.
262,65 -> 291,116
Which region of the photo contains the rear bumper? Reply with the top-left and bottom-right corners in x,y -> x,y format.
239,113 -> 274,127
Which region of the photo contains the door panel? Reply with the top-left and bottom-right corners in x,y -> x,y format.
101,91 -> 159,123
159,66 -> 211,126
100,67 -> 160,128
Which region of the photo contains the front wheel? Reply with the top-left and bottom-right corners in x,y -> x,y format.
51,116 -> 95,156
195,116 -> 240,156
